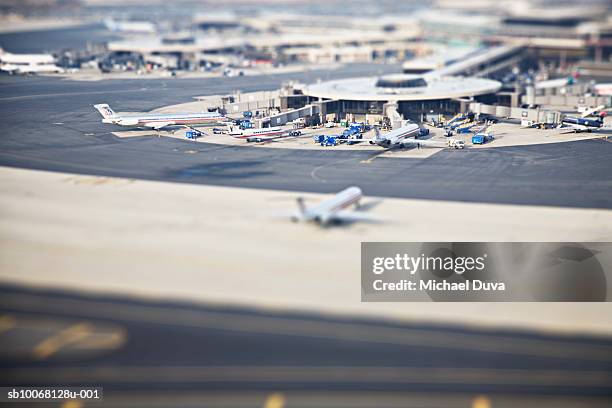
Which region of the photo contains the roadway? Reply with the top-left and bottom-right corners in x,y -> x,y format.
0,72 -> 612,209
0,284 -> 611,408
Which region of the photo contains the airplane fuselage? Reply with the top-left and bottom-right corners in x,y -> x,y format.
104,113 -> 225,128
303,186 -> 362,224
230,127 -> 284,139
372,124 -> 420,147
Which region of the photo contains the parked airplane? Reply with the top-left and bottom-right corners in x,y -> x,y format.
229,126 -> 285,140
558,112 -> 606,133
103,19 -> 156,34
0,49 -> 63,74
2,63 -> 64,75
94,104 -> 226,130
290,186 -> 378,226
368,124 -> 440,148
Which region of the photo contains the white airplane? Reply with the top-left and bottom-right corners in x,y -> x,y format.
229,126 -> 285,141
0,49 -> 63,74
368,124 -> 440,148
103,19 -> 156,34
94,104 -> 226,131
2,63 -> 64,75
290,186 -> 379,226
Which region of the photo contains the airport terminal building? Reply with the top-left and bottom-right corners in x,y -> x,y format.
284,73 -> 502,124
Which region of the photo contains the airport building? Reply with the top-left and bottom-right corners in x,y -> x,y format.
282,73 -> 502,124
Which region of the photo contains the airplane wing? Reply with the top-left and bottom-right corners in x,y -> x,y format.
144,122 -> 175,130
558,124 -> 587,133
183,125 -> 204,135
331,210 -> 381,223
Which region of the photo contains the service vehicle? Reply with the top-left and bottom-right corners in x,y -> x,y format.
472,133 -> 494,144
323,136 -> 337,146
185,129 -> 202,139
418,128 -> 430,137
447,139 -> 465,149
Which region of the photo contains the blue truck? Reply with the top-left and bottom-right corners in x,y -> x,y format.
314,134 -> 338,145
342,128 -> 361,139
323,136 -> 337,146
240,120 -> 254,129
185,130 -> 202,139
348,122 -> 365,132
471,124 -> 494,144
472,133 -> 493,144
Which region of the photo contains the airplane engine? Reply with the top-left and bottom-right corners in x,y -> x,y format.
315,214 -> 331,225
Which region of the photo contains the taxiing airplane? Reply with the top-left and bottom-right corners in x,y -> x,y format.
94,104 -> 226,131
367,124 -> 440,148
291,186 -> 378,226
558,112 -> 606,133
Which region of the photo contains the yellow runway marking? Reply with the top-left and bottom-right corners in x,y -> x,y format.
61,401 -> 82,408
33,322 -> 93,359
472,395 -> 491,408
263,393 -> 285,408
73,330 -> 126,350
0,315 -> 16,334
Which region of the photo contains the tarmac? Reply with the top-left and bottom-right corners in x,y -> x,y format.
0,22 -> 120,53
1,71 -> 612,326
1,36 -> 612,408
1,165 -> 612,405
0,74 -> 611,209
1,284 -> 612,407
1,165 -> 611,334
51,63 -> 344,81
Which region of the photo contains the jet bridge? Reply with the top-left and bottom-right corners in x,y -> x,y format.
426,45 -> 525,79
262,99 -> 338,127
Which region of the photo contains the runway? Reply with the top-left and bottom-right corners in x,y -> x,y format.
0,284 -> 611,407
0,73 -> 611,209
0,23 -> 121,53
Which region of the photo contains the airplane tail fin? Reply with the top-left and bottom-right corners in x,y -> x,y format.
296,197 -> 306,215
94,104 -> 116,119
599,111 -> 607,123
